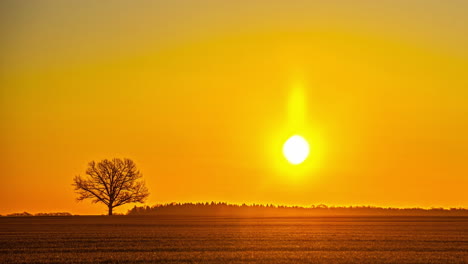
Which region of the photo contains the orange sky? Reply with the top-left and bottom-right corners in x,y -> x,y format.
1,1 -> 467,215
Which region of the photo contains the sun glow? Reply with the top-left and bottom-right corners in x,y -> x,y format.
283,135 -> 310,165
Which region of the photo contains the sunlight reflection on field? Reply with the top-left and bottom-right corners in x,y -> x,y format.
1,216 -> 466,263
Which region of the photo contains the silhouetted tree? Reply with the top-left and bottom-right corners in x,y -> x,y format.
73,158 -> 149,215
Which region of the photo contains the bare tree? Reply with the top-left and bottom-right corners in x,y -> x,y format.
73,158 -> 149,215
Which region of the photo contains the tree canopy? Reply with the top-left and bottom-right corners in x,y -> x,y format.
73,158 -> 149,215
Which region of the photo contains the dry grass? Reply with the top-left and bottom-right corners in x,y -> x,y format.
0,216 -> 467,263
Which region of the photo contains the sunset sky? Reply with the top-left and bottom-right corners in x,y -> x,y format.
1,1 -> 467,215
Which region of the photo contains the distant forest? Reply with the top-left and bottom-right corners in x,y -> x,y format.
3,212 -> 72,217
128,202 -> 468,216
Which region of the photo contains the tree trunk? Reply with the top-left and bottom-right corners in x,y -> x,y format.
108,206 -> 113,216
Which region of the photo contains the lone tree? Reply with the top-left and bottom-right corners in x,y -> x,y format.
73,158 -> 149,215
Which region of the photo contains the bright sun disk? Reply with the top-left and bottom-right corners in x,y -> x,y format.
283,135 -> 309,165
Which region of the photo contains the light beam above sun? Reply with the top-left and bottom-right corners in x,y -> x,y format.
281,81 -> 310,166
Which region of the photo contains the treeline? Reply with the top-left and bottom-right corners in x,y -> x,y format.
3,212 -> 72,217
128,202 -> 468,216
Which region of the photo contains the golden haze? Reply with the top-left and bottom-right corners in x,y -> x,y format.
1,1 -> 467,215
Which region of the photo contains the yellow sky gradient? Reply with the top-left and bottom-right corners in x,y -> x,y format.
1,1 -> 467,215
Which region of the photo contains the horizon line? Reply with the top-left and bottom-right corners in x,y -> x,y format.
142,202 -> 468,210
3,202 -> 467,216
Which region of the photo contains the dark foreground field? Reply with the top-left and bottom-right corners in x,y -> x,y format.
0,216 -> 467,264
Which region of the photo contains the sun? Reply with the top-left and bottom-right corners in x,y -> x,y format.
283,135 -> 310,165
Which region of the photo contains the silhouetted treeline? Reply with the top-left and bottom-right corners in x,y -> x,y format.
3,212 -> 72,217
128,202 -> 468,216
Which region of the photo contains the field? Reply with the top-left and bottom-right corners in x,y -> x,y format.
0,216 -> 467,263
